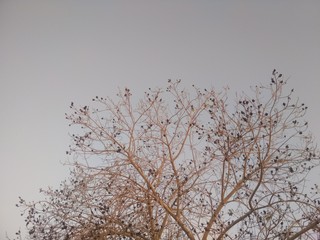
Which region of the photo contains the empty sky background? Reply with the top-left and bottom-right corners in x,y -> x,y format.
1,1 -> 320,238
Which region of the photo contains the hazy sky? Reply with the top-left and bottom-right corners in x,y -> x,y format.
1,1 -> 320,238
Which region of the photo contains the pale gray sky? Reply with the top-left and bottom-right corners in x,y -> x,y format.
0,1 -> 319,238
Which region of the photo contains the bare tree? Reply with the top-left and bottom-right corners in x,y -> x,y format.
14,70 -> 320,240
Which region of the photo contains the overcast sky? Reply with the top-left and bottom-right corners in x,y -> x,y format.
1,1 -> 320,238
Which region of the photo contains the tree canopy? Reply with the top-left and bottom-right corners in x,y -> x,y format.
14,70 -> 320,240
